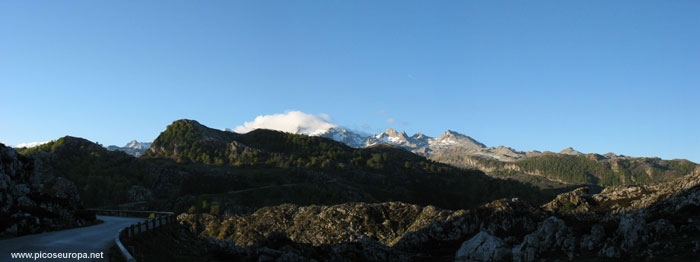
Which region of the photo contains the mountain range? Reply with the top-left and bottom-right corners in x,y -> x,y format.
318,127 -> 535,160
83,123 -> 697,188
254,126 -> 696,188
70,124 -> 619,163
278,126 -> 605,162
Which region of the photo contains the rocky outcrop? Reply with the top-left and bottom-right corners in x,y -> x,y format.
511,216 -> 575,262
0,144 -> 93,237
579,224 -> 605,251
219,232 -> 413,262
455,232 -> 511,262
178,202 -> 457,247
616,214 -> 649,251
173,166 -> 700,261
393,198 -> 544,253
541,187 -> 593,215
178,198 -> 545,260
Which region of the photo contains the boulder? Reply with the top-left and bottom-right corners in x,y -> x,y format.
0,144 -> 90,238
617,214 -> 648,251
512,216 -> 575,262
580,224 -> 606,251
455,231 -> 511,262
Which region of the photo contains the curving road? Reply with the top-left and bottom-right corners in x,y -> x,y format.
0,216 -> 146,261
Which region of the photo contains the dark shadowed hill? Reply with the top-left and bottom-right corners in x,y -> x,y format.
1,144 -> 95,238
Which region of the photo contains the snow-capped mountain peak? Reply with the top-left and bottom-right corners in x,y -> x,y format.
411,133 -> 427,140
373,128 -> 412,144
107,140 -> 152,157
381,128 -> 401,137
317,127 -> 369,148
431,130 -> 485,151
125,140 -> 149,149
364,128 -> 430,150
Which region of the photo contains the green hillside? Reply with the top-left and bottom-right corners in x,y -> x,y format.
19,119 -> 556,214
431,151 -> 697,187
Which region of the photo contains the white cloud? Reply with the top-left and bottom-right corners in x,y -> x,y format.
233,111 -> 337,136
386,118 -> 395,124
14,141 -> 50,148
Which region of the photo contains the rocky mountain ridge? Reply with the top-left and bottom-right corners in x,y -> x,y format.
316,127 -> 538,161
275,126 -> 666,168
177,166 -> 700,261
87,121 -> 695,188
433,150 -> 698,188
284,126 -> 698,187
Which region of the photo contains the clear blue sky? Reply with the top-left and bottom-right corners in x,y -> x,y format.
1,1 -> 698,162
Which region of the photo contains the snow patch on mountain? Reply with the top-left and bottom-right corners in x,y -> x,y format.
13,141 -> 50,149
107,140 -> 152,157
319,127 -> 369,148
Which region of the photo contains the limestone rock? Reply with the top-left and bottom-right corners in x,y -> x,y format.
511,216 -> 575,262
0,144 -> 92,238
580,224 -> 605,251
616,214 -> 648,251
455,231 -> 511,262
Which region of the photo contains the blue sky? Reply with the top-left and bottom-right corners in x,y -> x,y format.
1,1 -> 698,161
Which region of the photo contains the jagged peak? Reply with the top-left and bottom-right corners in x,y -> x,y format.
126,140 -> 141,147
382,128 -> 400,136
438,130 -> 472,140
441,129 -> 461,137
435,130 -> 486,148
412,132 -> 428,139
559,147 -> 582,155
374,128 -> 412,141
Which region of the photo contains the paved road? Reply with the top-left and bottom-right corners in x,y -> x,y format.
0,216 -> 146,261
